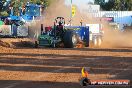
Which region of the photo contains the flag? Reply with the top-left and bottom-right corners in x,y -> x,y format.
72,5 -> 76,17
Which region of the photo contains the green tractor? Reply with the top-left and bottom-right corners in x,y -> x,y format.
35,17 -> 81,48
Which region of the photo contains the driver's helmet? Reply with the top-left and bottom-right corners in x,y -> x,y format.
59,21 -> 63,26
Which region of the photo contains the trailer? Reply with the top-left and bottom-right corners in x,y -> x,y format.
0,2 -> 42,37
0,18 -> 29,37
86,24 -> 103,47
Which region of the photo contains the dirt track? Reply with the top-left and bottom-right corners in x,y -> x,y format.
0,39 -> 132,88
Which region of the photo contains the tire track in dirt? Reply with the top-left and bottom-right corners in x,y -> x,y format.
0,42 -> 132,88
3,57 -> 81,88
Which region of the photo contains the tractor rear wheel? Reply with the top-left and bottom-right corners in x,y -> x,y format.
63,30 -> 78,48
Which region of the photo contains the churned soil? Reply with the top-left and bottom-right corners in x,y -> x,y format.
0,38 -> 132,88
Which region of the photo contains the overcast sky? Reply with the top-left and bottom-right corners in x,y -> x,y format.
65,0 -> 94,6
65,0 -> 108,6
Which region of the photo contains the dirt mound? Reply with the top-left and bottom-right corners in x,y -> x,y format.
0,38 -> 35,48
0,40 -> 10,47
11,41 -> 35,48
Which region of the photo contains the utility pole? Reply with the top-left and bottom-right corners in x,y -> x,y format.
70,0 -> 72,26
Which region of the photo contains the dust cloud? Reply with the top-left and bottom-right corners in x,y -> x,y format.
96,18 -> 132,48
29,0 -> 99,35
28,0 -> 132,48
28,0 -> 93,38
101,28 -> 132,48
42,0 -> 97,26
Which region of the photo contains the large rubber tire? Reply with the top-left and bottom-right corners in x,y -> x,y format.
63,30 -> 78,48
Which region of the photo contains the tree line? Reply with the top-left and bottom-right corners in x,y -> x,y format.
94,0 -> 132,11
0,0 -> 53,16
1,0 -> 131,16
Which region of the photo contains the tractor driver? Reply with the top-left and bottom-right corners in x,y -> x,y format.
58,21 -> 63,30
59,20 -> 63,26
56,21 -> 64,37
4,18 -> 10,25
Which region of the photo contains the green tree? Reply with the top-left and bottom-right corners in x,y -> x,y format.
0,0 -> 9,16
110,0 -> 132,11
95,0 -> 132,11
0,0 -> 55,16
0,11 -> 8,16
0,0 -> 6,11
124,0 -> 132,10
94,0 -> 105,4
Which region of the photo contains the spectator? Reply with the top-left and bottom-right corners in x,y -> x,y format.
0,18 -> 4,25
4,18 -> 10,25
